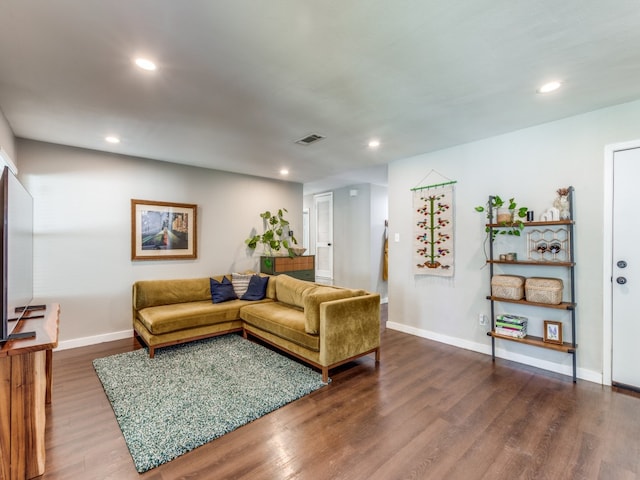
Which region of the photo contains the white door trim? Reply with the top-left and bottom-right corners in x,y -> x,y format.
603,139 -> 640,386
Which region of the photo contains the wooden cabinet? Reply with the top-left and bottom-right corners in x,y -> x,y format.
0,304 -> 59,480
485,189 -> 577,382
260,255 -> 315,281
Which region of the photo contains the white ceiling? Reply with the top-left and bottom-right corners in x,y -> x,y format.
1,1 -> 640,194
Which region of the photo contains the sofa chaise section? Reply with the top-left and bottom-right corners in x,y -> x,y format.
239,274 -> 381,382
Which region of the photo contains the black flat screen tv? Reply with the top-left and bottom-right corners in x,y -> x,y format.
0,165 -> 35,343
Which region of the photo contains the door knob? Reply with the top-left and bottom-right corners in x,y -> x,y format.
617,260 -> 628,268
616,277 -> 627,285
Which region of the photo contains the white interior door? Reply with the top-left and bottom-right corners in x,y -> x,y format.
612,147 -> 640,390
302,208 -> 310,251
314,193 -> 333,281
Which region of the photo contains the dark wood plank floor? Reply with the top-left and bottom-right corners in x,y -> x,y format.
42,311 -> 640,479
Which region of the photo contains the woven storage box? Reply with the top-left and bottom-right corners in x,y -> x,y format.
525,277 -> 563,304
491,275 -> 526,300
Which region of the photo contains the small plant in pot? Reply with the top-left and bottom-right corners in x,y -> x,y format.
475,195 -> 528,239
245,209 -> 299,260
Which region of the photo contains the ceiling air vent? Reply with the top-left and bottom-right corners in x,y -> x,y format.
295,133 -> 325,145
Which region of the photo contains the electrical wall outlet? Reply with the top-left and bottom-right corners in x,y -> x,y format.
478,314 -> 487,325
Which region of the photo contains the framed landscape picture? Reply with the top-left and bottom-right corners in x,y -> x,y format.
131,199 -> 197,260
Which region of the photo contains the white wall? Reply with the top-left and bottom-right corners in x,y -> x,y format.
333,185 -> 371,288
0,109 -> 16,165
17,139 -> 302,347
387,98 -> 640,383
370,184 -> 388,300
304,184 -> 388,297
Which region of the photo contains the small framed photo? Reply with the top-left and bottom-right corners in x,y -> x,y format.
131,199 -> 197,260
543,320 -> 563,345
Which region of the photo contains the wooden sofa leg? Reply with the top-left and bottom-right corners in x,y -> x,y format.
149,347 -> 155,358
375,348 -> 381,364
322,368 -> 329,383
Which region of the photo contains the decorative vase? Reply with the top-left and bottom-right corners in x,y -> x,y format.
554,195 -> 570,220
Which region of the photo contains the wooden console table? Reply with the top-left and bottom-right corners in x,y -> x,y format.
261,255 -> 315,281
0,304 -> 59,480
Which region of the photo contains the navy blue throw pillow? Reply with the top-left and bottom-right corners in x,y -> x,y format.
241,275 -> 269,301
210,276 -> 238,303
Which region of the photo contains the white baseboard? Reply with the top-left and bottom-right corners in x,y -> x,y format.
55,329 -> 134,352
386,322 -> 602,385
56,322 -> 603,385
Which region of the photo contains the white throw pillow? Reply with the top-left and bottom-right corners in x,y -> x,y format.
231,273 -> 252,298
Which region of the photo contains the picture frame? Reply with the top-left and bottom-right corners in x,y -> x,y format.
131,199 -> 197,260
543,320 -> 563,345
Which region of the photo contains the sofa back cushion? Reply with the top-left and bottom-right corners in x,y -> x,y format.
303,287 -> 366,334
264,273 -> 277,299
133,277 -> 214,310
274,274 -> 317,309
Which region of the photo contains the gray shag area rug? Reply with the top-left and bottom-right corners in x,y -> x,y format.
93,334 -> 327,473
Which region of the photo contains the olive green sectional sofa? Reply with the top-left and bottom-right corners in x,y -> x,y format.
132,273 -> 381,381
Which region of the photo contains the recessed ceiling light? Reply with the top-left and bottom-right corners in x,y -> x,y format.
280,169 -> 289,176
134,58 -> 157,71
537,81 -> 562,94
105,136 -> 120,144
368,139 -> 381,148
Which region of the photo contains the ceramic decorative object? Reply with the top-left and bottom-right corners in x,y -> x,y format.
554,187 -> 571,220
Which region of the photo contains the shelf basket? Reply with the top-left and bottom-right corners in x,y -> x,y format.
525,277 -> 563,305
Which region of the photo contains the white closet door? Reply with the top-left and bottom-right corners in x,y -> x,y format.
612,147 -> 640,390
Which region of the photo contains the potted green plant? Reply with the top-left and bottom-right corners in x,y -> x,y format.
475,195 -> 528,239
245,208 -> 299,258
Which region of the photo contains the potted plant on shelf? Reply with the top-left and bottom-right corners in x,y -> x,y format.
245,209 -> 299,261
475,195 -> 528,239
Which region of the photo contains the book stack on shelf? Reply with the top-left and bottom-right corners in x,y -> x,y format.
495,314 -> 528,338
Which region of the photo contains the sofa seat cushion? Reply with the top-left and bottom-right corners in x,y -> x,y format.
240,302 -> 320,352
138,298 -> 272,335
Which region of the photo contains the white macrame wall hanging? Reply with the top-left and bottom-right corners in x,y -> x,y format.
411,172 -> 456,277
